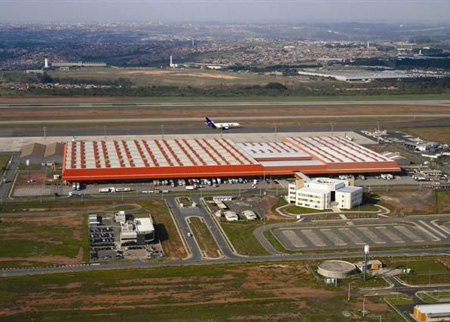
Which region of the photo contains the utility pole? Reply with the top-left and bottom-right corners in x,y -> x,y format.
43,126 -> 47,144
348,283 -> 351,301
104,125 -> 107,141
161,124 -> 165,140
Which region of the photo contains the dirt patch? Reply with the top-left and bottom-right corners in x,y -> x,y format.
0,262 -> 399,320
378,191 -> 435,215
172,72 -> 240,80
123,70 -> 172,76
264,195 -> 291,221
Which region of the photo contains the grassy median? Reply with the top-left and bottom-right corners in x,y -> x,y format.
188,217 -> 221,258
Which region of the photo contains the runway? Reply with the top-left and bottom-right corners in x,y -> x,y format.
0,118 -> 448,138
1,114 -> 449,125
1,99 -> 450,109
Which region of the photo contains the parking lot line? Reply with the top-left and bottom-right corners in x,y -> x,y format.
433,221 -> 450,236
320,229 -> 346,246
281,230 -> 307,248
338,228 -> 365,245
357,227 -> 386,244
302,230 -> 327,247
376,226 -> 405,243
393,225 -> 424,243
419,220 -> 447,239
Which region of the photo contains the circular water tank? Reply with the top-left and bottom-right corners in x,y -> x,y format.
317,260 -> 356,279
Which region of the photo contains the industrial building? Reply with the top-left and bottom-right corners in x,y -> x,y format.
288,175 -> 363,210
20,142 -> 65,165
117,215 -> 155,247
51,61 -> 107,68
298,69 -> 420,82
414,303 -> 450,322
61,135 -> 400,182
19,143 -> 46,164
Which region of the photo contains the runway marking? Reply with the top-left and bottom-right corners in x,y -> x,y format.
339,228 -> 365,245
419,220 -> 447,239
320,229 -> 346,246
302,230 -> 327,247
357,227 -> 386,244
393,226 -> 424,243
281,231 -> 307,248
376,226 -> 404,243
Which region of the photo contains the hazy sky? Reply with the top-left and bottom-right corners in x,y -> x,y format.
0,0 -> 449,24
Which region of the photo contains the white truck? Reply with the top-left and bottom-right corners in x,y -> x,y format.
99,187 -> 115,193
115,187 -> 132,192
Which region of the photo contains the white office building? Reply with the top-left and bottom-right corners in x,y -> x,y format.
288,175 -> 363,210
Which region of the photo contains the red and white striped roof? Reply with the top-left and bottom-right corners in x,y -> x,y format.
284,136 -> 392,164
64,138 -> 258,170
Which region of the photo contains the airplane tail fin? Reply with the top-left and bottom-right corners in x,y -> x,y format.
205,117 -> 216,128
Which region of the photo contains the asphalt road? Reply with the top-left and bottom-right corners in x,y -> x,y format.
3,247 -> 450,277
0,118 -> 449,138
166,195 -> 235,260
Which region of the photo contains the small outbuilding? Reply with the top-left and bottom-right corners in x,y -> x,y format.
242,210 -> 257,220
224,211 -> 239,222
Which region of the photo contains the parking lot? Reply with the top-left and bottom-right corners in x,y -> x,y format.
273,220 -> 450,250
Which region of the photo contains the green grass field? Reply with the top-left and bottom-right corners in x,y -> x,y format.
188,217 -> 221,258
436,190 -> 450,214
388,259 -> 450,285
0,214 -> 86,267
126,93 -> 450,103
48,68 -> 277,87
0,155 -> 10,172
263,229 -> 298,254
417,290 -> 450,303
285,204 -> 326,214
137,200 -> 187,260
403,127 -> 450,143
220,221 -> 269,256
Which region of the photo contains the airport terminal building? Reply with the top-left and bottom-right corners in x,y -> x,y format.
62,135 -> 400,182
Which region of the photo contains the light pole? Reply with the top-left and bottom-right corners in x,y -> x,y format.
274,123 -> 277,142
43,126 -> 47,144
161,124 -> 165,140
26,159 -> 30,183
104,125 -> 107,141
363,244 -> 369,282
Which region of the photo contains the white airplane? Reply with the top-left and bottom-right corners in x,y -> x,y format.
205,117 -> 240,130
